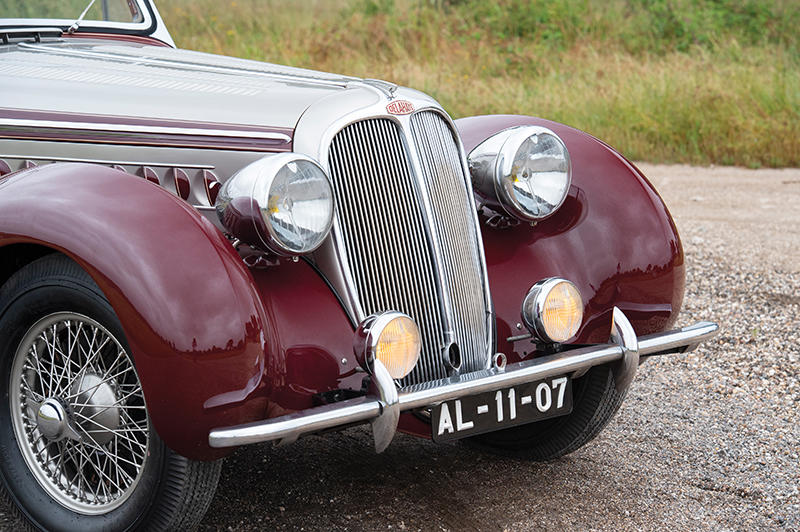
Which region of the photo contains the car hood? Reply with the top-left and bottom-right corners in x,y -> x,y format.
0,39 -> 363,132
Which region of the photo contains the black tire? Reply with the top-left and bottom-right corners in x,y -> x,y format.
0,253 -> 221,531
467,364 -> 627,461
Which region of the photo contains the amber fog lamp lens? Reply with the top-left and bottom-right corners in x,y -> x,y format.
522,278 -> 583,343
541,282 -> 582,342
376,316 -> 421,379
355,312 -> 422,380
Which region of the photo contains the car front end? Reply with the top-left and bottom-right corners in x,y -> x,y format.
0,2 -> 719,528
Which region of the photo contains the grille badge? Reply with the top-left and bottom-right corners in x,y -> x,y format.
386,100 -> 415,115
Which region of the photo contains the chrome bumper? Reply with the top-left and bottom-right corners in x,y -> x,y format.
209,308 -> 718,452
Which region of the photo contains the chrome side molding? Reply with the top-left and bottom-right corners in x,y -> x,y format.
208,309 -> 719,451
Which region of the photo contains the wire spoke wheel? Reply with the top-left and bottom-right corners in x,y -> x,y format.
9,312 -> 149,515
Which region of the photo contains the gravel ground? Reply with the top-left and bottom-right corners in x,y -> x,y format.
1,164 -> 797,531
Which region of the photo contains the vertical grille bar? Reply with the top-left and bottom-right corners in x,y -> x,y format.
326,114 -> 490,385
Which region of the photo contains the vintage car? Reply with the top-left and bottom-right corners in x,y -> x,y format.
0,1 -> 718,530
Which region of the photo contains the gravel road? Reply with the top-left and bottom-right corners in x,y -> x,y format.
1,164 -> 798,531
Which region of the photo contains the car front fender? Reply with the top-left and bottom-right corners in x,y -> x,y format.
0,163 -> 272,460
456,115 -> 685,360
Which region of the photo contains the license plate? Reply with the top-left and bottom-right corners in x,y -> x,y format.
431,375 -> 573,442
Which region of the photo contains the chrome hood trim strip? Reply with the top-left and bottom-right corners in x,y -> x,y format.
0,118 -> 291,142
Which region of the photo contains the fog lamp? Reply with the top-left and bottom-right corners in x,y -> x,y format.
354,312 -> 421,380
522,278 -> 583,343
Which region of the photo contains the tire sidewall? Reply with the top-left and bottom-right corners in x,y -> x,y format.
0,262 -> 164,532
466,364 -> 626,460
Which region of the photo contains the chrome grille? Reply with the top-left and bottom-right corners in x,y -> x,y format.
327,114 -> 490,385
410,111 -> 489,375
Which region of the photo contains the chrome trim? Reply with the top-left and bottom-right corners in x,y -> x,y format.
208,311 -> 719,451
0,153 -> 215,169
357,79 -> 398,97
401,114 -> 459,354
413,109 -> 496,368
521,277 -> 583,343
440,110 -> 497,368
0,118 -> 292,142
303,95 -> 494,386
36,399 -> 81,442
325,116 -> 451,384
0,138 -> 265,211
0,27 -> 63,38
442,341 -> 461,375
353,311 -> 421,378
409,110 -> 494,373
369,359 -> 400,453
209,397 -> 382,448
297,87 -> 434,323
468,125 -> 572,222
639,321 -> 718,355
215,153 -> 334,256
610,307 -> 639,390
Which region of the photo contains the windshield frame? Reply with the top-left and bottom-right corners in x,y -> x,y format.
0,0 -> 158,38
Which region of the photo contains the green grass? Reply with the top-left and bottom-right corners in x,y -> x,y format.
158,0 -> 799,167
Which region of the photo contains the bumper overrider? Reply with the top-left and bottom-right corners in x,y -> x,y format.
209,308 -> 718,452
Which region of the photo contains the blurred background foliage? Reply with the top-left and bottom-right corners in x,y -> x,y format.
157,0 -> 798,167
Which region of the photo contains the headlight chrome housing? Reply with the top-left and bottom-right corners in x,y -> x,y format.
216,154 -> 335,256
522,278 -> 583,344
469,126 -> 572,222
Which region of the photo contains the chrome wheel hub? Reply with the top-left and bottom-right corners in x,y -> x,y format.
9,313 -> 150,515
36,398 -> 69,441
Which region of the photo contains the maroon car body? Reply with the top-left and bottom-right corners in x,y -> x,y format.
0,115 -> 685,458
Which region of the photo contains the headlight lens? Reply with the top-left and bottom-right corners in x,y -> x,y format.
469,126 -> 571,222
264,159 -> 334,253
522,278 -> 583,343
354,312 -> 421,380
216,154 -> 334,255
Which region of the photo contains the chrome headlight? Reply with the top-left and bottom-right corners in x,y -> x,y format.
469,126 -> 571,222
216,154 -> 334,256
